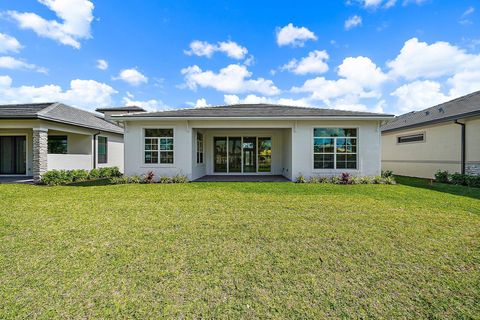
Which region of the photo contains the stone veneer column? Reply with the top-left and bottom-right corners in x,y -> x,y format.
33,128 -> 48,183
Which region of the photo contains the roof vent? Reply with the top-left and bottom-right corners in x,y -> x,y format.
438,107 -> 444,113
425,111 -> 430,116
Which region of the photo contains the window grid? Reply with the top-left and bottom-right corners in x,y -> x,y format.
196,132 -> 204,164
98,136 -> 108,164
144,129 -> 174,164
313,128 -> 357,170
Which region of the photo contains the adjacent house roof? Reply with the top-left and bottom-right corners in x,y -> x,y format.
113,104 -> 394,120
0,102 -> 123,134
95,106 -> 146,112
382,90 -> 480,133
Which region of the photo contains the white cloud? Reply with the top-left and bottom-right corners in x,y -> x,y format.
446,70 -> 480,98
114,68 -> 148,86
280,50 -> 329,75
7,0 -> 94,49
357,0 -> 426,8
338,56 -> 388,88
345,15 -> 362,30
193,98 -> 210,108
387,38 -> 480,80
121,95 -> 167,112
0,33 -> 22,53
96,59 -> 108,70
185,40 -> 248,59
391,80 -> 448,113
0,76 -> 117,110
224,94 -> 311,107
0,56 -> 47,73
462,6 -> 475,17
181,64 -> 280,96
276,23 -> 317,47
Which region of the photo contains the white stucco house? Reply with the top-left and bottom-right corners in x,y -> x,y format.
115,104 -> 394,181
0,103 -> 129,182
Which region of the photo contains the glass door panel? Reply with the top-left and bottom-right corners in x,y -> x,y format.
228,137 -> 242,173
0,136 -> 26,174
242,137 -> 256,173
214,137 -> 227,172
258,137 -> 272,173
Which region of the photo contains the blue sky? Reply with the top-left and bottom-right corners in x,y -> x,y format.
0,0 -> 479,114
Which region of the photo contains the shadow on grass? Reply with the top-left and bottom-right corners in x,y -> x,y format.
395,175 -> 480,200
65,178 -> 113,187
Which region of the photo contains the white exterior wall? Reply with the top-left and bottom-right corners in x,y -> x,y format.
123,119 -> 383,180
96,133 -> 124,172
47,154 -> 92,170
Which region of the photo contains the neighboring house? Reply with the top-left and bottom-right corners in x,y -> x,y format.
114,104 -> 394,181
0,102 -> 125,182
381,90 -> 480,179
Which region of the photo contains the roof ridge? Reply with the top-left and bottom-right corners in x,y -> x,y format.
37,102 -> 61,115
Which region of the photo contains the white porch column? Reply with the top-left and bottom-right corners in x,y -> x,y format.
33,128 -> 48,183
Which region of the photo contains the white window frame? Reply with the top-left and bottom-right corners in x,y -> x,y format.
313,128 -> 358,170
196,132 -> 204,165
143,128 -> 174,165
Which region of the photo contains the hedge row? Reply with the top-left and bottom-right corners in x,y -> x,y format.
435,171 -> 480,188
41,167 -> 122,186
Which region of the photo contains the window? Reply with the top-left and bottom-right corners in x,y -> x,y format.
48,135 -> 67,154
98,136 -> 108,164
313,128 -> 357,169
397,133 -> 424,144
196,132 -> 204,164
144,129 -> 173,164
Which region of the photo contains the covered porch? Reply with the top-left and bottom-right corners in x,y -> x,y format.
191,127 -> 293,181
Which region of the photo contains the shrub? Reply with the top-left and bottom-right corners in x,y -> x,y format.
381,170 -> 394,178
308,176 -> 320,184
98,166 -> 122,178
339,172 -> 352,185
89,168 -> 100,180
171,174 -> 189,183
360,176 -> 372,184
331,176 -> 341,184
158,176 -> 171,184
465,175 -> 480,188
372,176 -> 383,184
383,176 -> 396,185
450,173 -> 466,185
129,176 -> 142,184
351,176 -> 362,185
435,170 -> 450,183
70,169 -> 89,182
110,176 -> 129,184
143,171 -> 155,184
295,174 -> 307,183
41,170 -> 67,186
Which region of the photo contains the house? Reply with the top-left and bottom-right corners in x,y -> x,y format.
381,91 -> 480,179
0,102 -> 125,182
114,104 -> 394,181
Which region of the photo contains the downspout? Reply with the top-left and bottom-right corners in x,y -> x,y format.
454,120 -> 465,174
93,131 -> 101,169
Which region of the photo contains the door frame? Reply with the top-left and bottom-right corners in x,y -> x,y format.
0,133 -> 29,176
212,135 -> 272,175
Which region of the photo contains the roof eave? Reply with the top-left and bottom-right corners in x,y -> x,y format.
381,110 -> 480,133
113,115 -> 394,121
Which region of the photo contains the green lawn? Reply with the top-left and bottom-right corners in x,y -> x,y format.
0,179 -> 479,318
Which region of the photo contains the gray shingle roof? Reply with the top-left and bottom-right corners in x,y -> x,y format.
95,106 -> 146,112
0,102 -> 123,134
115,104 -> 393,119
382,90 -> 480,133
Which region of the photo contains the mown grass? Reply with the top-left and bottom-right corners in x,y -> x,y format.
0,180 -> 479,318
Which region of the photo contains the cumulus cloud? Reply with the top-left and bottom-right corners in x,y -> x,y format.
114,68 -> 148,86
224,94 -> 311,107
276,23 -> 317,47
390,80 -> 448,113
181,64 -> 280,96
121,94 -> 167,112
96,59 -> 108,70
0,76 -> 117,110
280,50 -> 329,75
7,0 -> 94,49
356,0 -> 425,9
185,40 -> 248,59
345,15 -> 362,30
192,98 -> 210,108
0,33 -> 22,53
0,56 -> 47,73
387,38 -> 476,80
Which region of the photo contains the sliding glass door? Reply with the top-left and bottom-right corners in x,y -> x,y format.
214,136 -> 271,174
0,136 -> 26,175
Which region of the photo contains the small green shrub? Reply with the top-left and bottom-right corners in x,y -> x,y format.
331,176 -> 341,184
360,176 -> 372,184
351,176 -> 362,185
171,175 -> 189,183
129,176 -> 142,184
295,174 -> 307,183
450,173 -> 466,185
465,175 -> 480,188
41,170 -> 67,186
383,176 -> 396,185
372,176 -> 383,184
110,177 -> 129,184
158,176 -> 170,184
435,170 -> 450,183
308,176 -> 320,184
89,168 -> 100,180
381,170 -> 394,178
70,169 -> 89,182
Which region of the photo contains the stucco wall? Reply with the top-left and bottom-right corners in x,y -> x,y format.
96,133 -> 124,172
381,121 -> 469,178
123,119 -> 383,180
